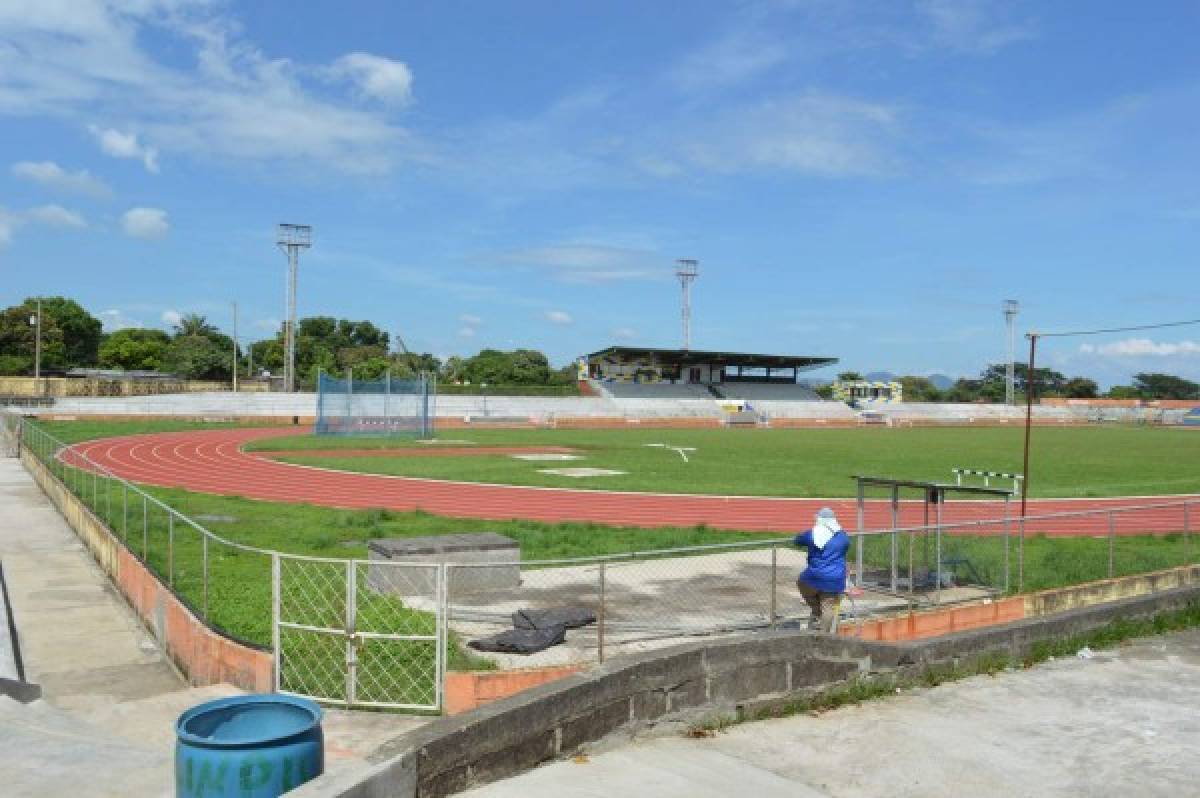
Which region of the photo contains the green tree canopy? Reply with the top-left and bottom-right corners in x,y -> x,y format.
1133,372 -> 1200,400
98,328 -> 171,371
0,303 -> 66,374
166,335 -> 230,380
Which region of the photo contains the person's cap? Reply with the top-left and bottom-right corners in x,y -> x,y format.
817,507 -> 836,519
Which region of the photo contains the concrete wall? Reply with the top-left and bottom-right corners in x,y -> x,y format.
294,585 -> 1200,798
0,376 -> 270,398
20,449 -> 272,692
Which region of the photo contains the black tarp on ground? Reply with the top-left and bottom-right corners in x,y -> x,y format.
468,623 -> 567,654
512,607 -> 596,631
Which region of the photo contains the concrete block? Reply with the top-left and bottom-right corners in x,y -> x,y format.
559,698 -> 632,752
463,730 -> 557,788
368,533 -> 519,597
667,679 -> 707,712
707,662 -> 788,704
632,690 -> 668,720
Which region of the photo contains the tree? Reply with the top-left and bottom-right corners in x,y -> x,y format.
0,303 -> 66,374
1132,372 -> 1200,400
440,356 -> 466,383
98,328 -> 171,371
897,375 -> 942,402
35,297 -> 102,367
1063,377 -> 1099,399
1107,385 -> 1140,400
165,335 -> 229,380
174,313 -> 219,339
837,371 -> 864,382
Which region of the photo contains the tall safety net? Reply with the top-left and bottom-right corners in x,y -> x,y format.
315,373 -> 436,437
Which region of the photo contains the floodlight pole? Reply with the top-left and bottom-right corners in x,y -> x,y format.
675,259 -> 698,350
29,299 -> 42,383
232,301 -> 239,393
1020,333 -> 1038,517
276,224 -> 312,393
1004,300 -> 1019,405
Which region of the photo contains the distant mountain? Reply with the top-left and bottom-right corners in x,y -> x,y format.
927,374 -> 955,390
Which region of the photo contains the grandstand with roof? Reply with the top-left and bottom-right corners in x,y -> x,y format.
583,346 -> 837,401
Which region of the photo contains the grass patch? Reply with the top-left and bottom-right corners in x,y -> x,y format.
244,425 -> 1200,498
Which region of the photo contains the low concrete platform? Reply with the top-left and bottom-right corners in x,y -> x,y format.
462,627 -> 1200,798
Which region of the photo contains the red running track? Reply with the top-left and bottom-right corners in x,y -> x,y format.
64,428 -> 1197,537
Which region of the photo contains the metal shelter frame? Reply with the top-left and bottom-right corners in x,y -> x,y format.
852,475 -> 1014,602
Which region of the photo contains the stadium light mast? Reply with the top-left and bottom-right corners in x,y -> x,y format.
1003,299 -> 1019,405
675,259 -> 698,350
276,224 -> 312,393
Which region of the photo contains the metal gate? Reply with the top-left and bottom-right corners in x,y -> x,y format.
273,555 -> 446,711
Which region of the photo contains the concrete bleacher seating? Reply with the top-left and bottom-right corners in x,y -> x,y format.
600,382 -> 716,400
716,383 -> 820,401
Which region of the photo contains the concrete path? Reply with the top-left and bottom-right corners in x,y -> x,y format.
462,628 -> 1200,798
0,456 -> 428,796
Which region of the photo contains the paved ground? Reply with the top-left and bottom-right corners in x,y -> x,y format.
462,627 -> 1200,798
67,427 -> 1196,533
0,457 -> 425,796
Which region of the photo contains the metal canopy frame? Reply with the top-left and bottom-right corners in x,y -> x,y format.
851,475 -> 1014,602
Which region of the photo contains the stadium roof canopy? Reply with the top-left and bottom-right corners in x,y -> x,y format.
586,346 -> 837,371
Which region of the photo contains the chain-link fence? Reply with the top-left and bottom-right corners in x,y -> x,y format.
11,414 -> 1200,708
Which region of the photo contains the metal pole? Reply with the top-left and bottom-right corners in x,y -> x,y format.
345,560 -> 357,705
272,554 -> 281,692
597,562 -> 606,663
1020,333 -> 1038,517
769,544 -> 778,629
202,534 -> 209,620
142,495 -> 149,561
935,490 -> 943,606
384,368 -> 390,429
1018,518 -> 1025,593
1003,495 -> 1011,593
1108,511 -> 1115,579
855,479 -> 865,588
232,301 -> 239,393
890,486 -> 899,592
33,299 -> 41,381
168,512 -> 175,587
122,482 -> 128,542
1185,501 -> 1192,563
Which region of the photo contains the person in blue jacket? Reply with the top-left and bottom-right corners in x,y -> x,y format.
793,507 -> 851,632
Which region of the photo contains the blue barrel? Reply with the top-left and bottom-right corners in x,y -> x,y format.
176,694 -> 324,797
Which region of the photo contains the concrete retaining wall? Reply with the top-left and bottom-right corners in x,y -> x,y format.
294,585 -> 1200,797
20,449 -> 272,692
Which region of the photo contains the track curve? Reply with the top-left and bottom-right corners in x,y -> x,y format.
65,428 -> 1196,536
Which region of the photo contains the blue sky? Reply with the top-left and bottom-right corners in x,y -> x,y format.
2,1 -> 1199,386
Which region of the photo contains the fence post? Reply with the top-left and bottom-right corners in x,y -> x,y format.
122,482 -> 128,542
769,544 -> 778,629
1108,511 -> 1115,579
345,559 -> 357,706
202,534 -> 209,620
142,494 -> 149,561
855,480 -> 864,588
890,486 -> 899,592
934,491 -> 943,606
91,467 -> 97,511
1003,496 -> 1011,594
1185,502 -> 1192,563
272,554 -> 281,692
436,563 -> 448,712
168,512 -> 175,587
1018,518 -> 1025,593
597,562 -> 606,664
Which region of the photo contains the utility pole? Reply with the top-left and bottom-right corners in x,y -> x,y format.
232,301 -> 239,393
276,224 -> 312,393
29,299 -> 42,386
1020,332 -> 1039,517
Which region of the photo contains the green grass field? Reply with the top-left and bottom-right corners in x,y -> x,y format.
247,425 -> 1200,499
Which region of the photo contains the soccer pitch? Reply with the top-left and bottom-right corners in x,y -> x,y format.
248,425 -> 1200,499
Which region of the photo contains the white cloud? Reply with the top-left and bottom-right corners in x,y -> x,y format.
327,53 -> 413,105
544,310 -> 573,325
503,244 -> 666,284
161,309 -> 183,327
98,309 -> 143,330
457,326 -> 476,338
915,0 -> 1036,55
612,326 -> 638,341
27,204 -> 87,228
1079,338 -> 1200,358
458,314 -> 483,327
254,317 -> 281,331
88,125 -> 159,173
0,3 -> 410,175
0,208 -> 17,247
122,207 -> 168,239
668,29 -> 788,93
11,160 -> 111,197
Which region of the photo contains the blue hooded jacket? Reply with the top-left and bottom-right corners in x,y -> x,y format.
793,512 -> 851,593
